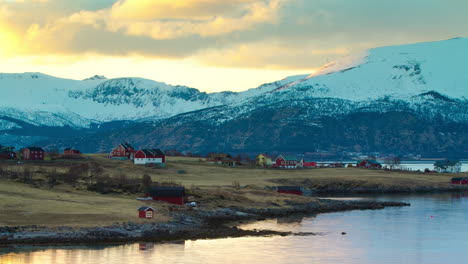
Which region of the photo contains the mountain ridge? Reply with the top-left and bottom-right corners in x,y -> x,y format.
1,38 -> 468,156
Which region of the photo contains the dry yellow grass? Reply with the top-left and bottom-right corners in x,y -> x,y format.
0,180 -> 172,227
0,155 -> 464,227
81,155 -> 461,188
6,154 -> 459,188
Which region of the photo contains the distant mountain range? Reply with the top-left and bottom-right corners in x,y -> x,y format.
2,38 -> 468,157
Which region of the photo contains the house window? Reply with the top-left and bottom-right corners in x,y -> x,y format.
145,211 -> 153,218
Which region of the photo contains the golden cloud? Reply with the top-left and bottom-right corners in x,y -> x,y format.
56,0 -> 286,39
110,0 -> 260,20
195,41 -> 350,70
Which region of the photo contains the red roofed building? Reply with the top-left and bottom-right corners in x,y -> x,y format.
147,187 -> 185,205
134,149 -> 166,167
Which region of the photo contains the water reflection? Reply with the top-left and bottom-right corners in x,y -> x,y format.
3,194 -> 468,264
276,215 -> 307,224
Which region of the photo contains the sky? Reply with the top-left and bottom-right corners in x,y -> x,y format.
0,0 -> 467,92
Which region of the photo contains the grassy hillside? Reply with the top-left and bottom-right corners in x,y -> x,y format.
0,155 -> 464,227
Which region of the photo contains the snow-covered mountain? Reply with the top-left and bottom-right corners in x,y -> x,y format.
2,38 -> 468,155
0,72 -> 306,127
272,37 -> 468,102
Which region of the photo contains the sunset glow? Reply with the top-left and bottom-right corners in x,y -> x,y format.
0,0 -> 467,91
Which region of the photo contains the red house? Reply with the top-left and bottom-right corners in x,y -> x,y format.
134,149 -> 165,167
64,148 -> 81,155
147,187 -> 185,205
137,206 -> 155,219
274,155 -> 303,169
110,142 -> 135,160
0,146 -> 16,159
277,186 -> 303,196
22,147 -> 44,160
357,160 -> 382,169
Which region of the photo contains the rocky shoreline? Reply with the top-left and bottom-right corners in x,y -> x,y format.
0,199 -> 409,246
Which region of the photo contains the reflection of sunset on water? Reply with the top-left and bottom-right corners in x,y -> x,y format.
2,194 -> 468,264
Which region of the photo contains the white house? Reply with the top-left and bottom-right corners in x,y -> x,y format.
434,160 -> 462,173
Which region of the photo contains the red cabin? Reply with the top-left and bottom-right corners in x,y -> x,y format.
137,206 -> 155,219
64,148 -> 81,155
147,187 -> 185,205
22,147 -> 44,160
277,186 -> 303,196
110,142 -> 135,160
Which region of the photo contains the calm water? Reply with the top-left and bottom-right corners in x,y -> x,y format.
318,160 -> 468,172
2,193 -> 468,264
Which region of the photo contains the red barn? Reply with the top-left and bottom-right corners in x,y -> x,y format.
134,149 -> 165,167
357,160 -> 382,169
22,147 -> 44,160
64,148 -> 81,155
277,186 -> 303,196
137,206 -> 155,219
303,161 -> 317,168
110,142 -> 135,160
274,155 -> 303,169
451,178 -> 468,185
147,187 -> 185,205
0,146 -> 16,159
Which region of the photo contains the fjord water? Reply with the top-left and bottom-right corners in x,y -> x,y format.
2,194 -> 468,264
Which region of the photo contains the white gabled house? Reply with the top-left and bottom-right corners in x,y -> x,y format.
434,160 -> 462,173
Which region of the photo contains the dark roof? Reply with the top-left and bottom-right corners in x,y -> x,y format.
137,206 -> 155,211
64,147 -> 72,151
277,186 -> 302,192
140,149 -> 165,157
148,186 -> 185,197
0,146 -> 14,152
26,147 -> 44,152
451,178 -> 468,181
121,142 -> 134,150
434,160 -> 460,168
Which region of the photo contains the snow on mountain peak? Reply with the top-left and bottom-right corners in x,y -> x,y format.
305,51 -> 369,79
281,37 -> 468,101
83,75 -> 107,81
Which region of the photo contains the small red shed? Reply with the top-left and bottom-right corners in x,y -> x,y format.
277,186 -> 303,196
147,187 -> 185,205
137,206 -> 155,219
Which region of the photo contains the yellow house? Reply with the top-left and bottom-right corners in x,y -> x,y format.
256,154 -> 273,167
